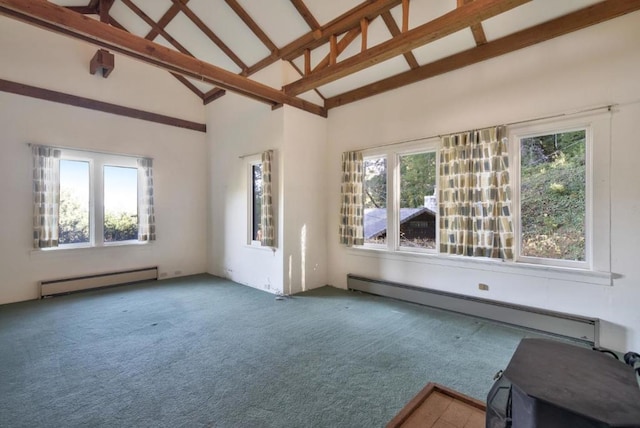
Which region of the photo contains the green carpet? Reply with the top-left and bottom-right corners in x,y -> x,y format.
0,274 -> 568,427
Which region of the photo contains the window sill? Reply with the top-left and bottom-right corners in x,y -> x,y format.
346,246 -> 613,286
30,241 -> 152,257
245,243 -> 276,252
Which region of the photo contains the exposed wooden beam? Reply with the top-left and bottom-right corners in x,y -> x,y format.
329,34 -> 337,65
122,0 -> 192,56
0,0 -> 326,117
313,27 -> 361,73
401,0 -> 409,32
99,0 -> 115,24
171,74 -> 205,100
0,79 -> 206,132
284,0 -> 530,96
171,0 -> 248,73
290,0 -> 320,30
203,88 -> 227,105
459,0 -> 487,45
360,18 -> 368,51
287,60 -> 325,101
224,0 -> 278,54
304,49 -> 311,75
65,6 -> 97,15
380,11 -> 419,69
242,0 -> 402,78
144,0 -> 186,41
325,0 -> 640,109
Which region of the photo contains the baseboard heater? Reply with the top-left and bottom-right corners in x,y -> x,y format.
347,274 -> 600,347
39,267 -> 158,298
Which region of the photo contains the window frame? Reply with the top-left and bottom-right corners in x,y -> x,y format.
361,138 -> 440,254
55,148 -> 142,250
246,155 -> 264,247
350,112 -> 611,283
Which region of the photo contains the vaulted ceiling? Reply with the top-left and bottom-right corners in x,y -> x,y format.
1,0 -> 639,117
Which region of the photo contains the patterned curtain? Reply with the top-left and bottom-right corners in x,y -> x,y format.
439,126 -> 513,259
339,151 -> 364,246
137,158 -> 156,242
260,150 -> 275,247
32,145 -> 61,248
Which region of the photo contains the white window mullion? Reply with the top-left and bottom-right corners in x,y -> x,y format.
93,159 -> 105,247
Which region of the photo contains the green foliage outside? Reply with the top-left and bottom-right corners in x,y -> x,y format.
400,152 -> 436,208
59,189 -> 138,244
520,131 -> 586,261
363,158 -> 387,209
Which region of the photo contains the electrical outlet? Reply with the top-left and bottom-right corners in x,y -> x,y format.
174,270 -> 182,276
159,272 -> 168,278
478,283 -> 489,291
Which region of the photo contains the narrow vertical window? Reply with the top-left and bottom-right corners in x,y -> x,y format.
519,130 -> 586,261
363,157 -> 387,245
252,163 -> 263,242
59,159 -> 90,245
104,165 -> 138,242
399,151 -> 437,249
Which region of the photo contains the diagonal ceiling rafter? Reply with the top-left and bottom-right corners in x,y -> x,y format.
284,0 -> 531,96
0,0 -> 326,116
325,0 -> 640,109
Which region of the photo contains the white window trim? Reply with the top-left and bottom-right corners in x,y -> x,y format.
362,138 -> 440,254
508,111 -> 611,274
51,148 -> 142,250
349,111 -> 612,286
246,154 -> 264,247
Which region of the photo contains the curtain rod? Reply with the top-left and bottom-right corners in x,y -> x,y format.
345,104 -> 613,153
238,149 -> 274,159
26,143 -> 152,160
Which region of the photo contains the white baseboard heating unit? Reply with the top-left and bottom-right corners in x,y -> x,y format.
39,267 -> 158,298
347,274 -> 600,347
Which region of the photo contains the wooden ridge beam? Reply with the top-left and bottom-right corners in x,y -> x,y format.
0,0 -> 325,117
325,0 -> 640,109
0,79 -> 206,132
284,0 -> 530,96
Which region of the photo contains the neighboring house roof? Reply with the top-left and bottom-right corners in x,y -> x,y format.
364,207 -> 435,240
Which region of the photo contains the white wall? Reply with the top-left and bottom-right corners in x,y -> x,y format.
282,106 -> 328,295
326,11 -> 640,351
207,90 -> 286,293
206,62 -> 328,295
0,18 -> 208,304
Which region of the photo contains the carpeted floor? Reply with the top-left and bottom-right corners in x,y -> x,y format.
0,274 -> 571,427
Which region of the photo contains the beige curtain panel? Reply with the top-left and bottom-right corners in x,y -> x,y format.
137,158 -> 156,242
32,145 -> 61,249
260,150 -> 275,247
339,151 -> 364,246
439,126 -> 514,259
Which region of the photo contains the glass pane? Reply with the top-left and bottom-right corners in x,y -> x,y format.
59,160 -> 90,244
104,166 -> 138,242
399,152 -> 437,249
520,130 -> 586,261
363,157 -> 387,245
252,164 -> 262,241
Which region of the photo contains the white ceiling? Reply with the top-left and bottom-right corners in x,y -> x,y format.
48,0 -> 611,102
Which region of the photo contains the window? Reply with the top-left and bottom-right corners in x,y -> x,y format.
103,165 -> 138,242
361,139 -> 439,252
250,162 -> 263,243
40,148 -> 151,249
399,152 -> 437,250
518,129 -> 587,264
363,156 -> 387,245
